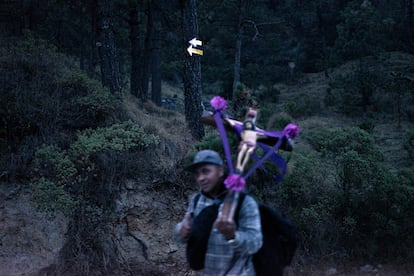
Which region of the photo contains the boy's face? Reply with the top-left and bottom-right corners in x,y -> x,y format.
193,164 -> 224,195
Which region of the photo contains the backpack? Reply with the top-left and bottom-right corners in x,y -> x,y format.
186,192 -> 298,275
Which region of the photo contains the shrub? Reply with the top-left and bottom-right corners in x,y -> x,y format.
274,151 -> 340,256
34,145 -> 77,179
0,35 -> 117,151
333,0 -> 394,62
32,177 -> 75,216
302,126 -> 414,260
263,112 -> 293,132
255,85 -> 280,104
404,132 -> 414,161
32,121 -> 160,216
357,120 -> 375,133
284,93 -> 321,118
328,64 -> 384,116
323,87 -> 336,108
70,121 -> 160,161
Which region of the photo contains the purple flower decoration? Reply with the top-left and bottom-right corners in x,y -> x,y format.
283,123 -> 299,139
224,174 -> 246,191
210,96 -> 228,111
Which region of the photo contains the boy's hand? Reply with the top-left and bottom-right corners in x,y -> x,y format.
214,217 -> 236,240
179,212 -> 192,240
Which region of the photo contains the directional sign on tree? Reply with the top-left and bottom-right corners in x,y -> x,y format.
187,37 -> 203,56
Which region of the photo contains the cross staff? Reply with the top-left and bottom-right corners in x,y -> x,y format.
202,96 -> 299,222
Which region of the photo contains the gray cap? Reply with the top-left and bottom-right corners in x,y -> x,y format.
186,150 -> 224,172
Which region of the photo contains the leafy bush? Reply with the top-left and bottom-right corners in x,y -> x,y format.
263,112 -> 293,131
284,93 -> 321,118
255,85 -> 280,104
70,121 -> 159,160
357,119 -> 375,133
34,145 -> 77,179
328,64 -> 383,116
274,151 -> 340,256
323,87 -> 336,108
32,177 -> 75,216
299,126 -> 414,260
404,132 -> 414,161
333,0 -> 394,62
32,121 -> 160,215
0,35 -> 117,151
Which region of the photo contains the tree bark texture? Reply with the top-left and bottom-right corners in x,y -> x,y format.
151,2 -> 162,106
232,0 -> 243,97
181,0 -> 204,140
95,0 -> 121,95
129,3 -> 141,98
138,1 -> 154,101
407,0 -> 414,52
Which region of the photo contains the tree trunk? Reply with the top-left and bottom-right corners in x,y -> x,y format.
20,0 -> 33,33
408,0 -> 414,52
95,0 -> 121,95
129,3 -> 141,98
151,2 -> 162,106
138,1 -> 153,101
88,3 -> 98,78
232,0 -> 243,98
233,33 -> 242,98
180,0 -> 204,140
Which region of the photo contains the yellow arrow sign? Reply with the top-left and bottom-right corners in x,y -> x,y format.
187,45 -> 203,56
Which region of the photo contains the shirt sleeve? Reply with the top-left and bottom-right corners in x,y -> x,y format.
228,195 -> 263,255
173,194 -> 197,243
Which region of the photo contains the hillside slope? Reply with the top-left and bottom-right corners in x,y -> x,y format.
1,51 -> 413,276
272,52 -> 414,170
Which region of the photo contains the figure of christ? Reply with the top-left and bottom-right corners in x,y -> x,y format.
219,108 -> 260,222
224,108 -> 261,174
237,120 -> 257,173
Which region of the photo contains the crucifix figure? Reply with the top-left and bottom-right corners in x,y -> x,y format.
235,108 -> 259,173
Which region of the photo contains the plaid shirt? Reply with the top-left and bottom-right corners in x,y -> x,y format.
175,191 -> 263,276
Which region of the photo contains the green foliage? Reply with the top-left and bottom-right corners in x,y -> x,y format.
284,93 -> 321,118
70,121 -> 160,161
255,85 -> 280,104
404,132 -> 414,161
192,131 -> 239,166
323,88 -> 336,108
328,64 -> 383,116
32,121 -> 160,216
293,126 -> 414,259
307,127 -> 382,160
333,0 -> 395,62
32,177 -> 75,216
261,111 -> 292,131
0,35 -> 118,151
34,145 -> 77,179
195,133 -> 227,154
357,119 -> 375,134
67,72 -> 117,115
274,151 -> 340,256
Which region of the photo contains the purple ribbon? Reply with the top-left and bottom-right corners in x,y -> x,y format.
243,136 -> 284,180
213,111 -> 235,175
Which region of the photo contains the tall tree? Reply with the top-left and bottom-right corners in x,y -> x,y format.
128,2 -> 143,99
232,0 -> 243,95
180,0 -> 204,140
150,1 -> 162,106
139,0 -> 153,101
407,0 -> 414,52
95,0 -> 122,95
